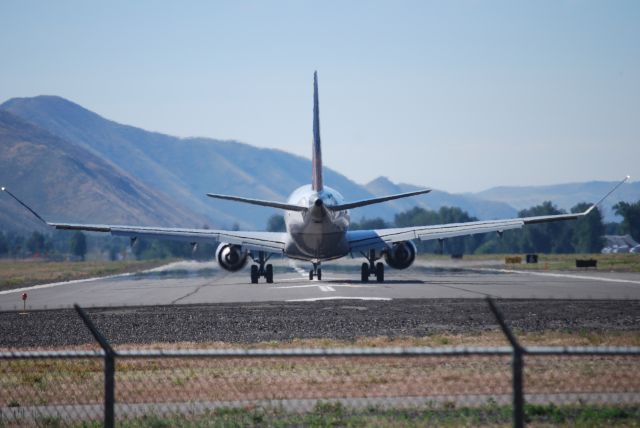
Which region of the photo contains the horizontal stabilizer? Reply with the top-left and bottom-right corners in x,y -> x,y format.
206,193 -> 307,212
329,189 -> 432,211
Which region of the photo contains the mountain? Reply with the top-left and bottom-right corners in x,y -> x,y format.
0,96 -> 398,230
2,96 -> 636,234
0,110 -> 209,234
474,181 -> 640,221
365,177 -> 518,220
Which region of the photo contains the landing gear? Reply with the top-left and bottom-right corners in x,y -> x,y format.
361,263 -> 369,282
375,262 -> 384,282
309,262 -> 322,280
251,265 -> 259,284
360,250 -> 385,283
249,251 -> 273,284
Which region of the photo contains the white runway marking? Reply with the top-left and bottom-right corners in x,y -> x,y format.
0,261 -> 193,296
277,277 -> 352,283
482,268 -> 640,285
288,262 -> 339,290
0,272 -> 132,295
286,296 -> 392,302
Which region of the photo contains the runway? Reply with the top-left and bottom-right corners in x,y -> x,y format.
2,259 -> 640,311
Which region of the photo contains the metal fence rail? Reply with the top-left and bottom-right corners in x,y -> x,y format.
1,300 -> 639,427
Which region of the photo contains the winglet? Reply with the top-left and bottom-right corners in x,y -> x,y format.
1,187 -> 49,225
584,175 -> 630,215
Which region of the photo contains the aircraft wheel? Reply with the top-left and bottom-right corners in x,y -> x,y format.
250,265 -> 259,284
361,263 -> 369,282
317,268 -> 322,281
375,262 -> 384,283
309,270 -> 314,280
265,264 -> 274,283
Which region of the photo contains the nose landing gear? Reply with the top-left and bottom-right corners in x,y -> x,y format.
309,262 -> 322,280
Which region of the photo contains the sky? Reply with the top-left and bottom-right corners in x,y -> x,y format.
1,0 -> 639,193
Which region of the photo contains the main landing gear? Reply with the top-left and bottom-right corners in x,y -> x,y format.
361,249 -> 384,283
309,262 -> 322,280
250,251 -> 273,284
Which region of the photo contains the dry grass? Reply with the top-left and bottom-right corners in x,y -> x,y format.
2,352 -> 639,407
3,330 -> 638,353
0,259 -> 169,290
420,253 -> 640,272
2,332 -> 638,425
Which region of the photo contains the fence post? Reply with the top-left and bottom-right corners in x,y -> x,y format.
74,304 -> 115,428
486,297 -> 524,428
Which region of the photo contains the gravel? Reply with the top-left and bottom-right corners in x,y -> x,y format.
1,299 -> 639,348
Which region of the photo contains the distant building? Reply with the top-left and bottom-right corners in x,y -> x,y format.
602,235 -> 640,254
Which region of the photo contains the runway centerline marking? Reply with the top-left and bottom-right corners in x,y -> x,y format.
479,268 -> 640,285
289,262 -> 342,292
286,296 -> 392,302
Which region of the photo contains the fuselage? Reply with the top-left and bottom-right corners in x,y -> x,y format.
283,185 -> 351,262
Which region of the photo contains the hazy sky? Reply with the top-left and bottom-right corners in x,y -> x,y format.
1,1 -> 638,192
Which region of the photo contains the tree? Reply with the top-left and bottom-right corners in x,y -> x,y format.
393,206 -> 483,254
571,203 -> 604,253
0,232 -> 8,256
26,232 -> 46,256
613,201 -> 640,242
70,231 -> 87,261
518,202 -> 573,253
266,214 -> 286,232
350,217 -> 388,230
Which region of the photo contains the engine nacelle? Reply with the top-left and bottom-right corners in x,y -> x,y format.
384,241 -> 417,270
215,243 -> 248,272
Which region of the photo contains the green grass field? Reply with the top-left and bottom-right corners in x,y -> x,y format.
43,402 -> 637,427
0,259 -> 170,291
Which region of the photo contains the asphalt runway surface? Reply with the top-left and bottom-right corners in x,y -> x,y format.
1,259 -> 639,348
2,258 -> 640,311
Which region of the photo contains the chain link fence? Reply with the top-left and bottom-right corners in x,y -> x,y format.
1,302 -> 639,427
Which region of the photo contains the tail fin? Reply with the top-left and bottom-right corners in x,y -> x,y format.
312,71 -> 323,191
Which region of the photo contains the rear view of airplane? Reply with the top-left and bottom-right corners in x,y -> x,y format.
2,72 -> 629,284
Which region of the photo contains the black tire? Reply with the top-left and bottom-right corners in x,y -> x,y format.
361,263 -> 369,282
317,268 -> 322,281
265,264 -> 274,283
375,262 -> 384,283
250,265 -> 259,284
309,270 -> 314,280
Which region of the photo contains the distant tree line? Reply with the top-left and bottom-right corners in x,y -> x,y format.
2,199 -> 638,261
267,199 -> 640,255
0,229 -> 216,261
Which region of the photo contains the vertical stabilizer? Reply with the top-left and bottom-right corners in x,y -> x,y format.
312,71 -> 323,191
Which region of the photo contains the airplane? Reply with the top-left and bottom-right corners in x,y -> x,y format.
1,72 -> 630,284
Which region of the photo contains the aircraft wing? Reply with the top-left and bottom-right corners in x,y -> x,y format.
0,187 -> 287,254
347,176 -> 629,254
347,218 -> 524,253
63,224 -> 287,253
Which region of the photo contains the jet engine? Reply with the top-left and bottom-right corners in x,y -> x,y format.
215,243 -> 248,272
384,241 -> 417,270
